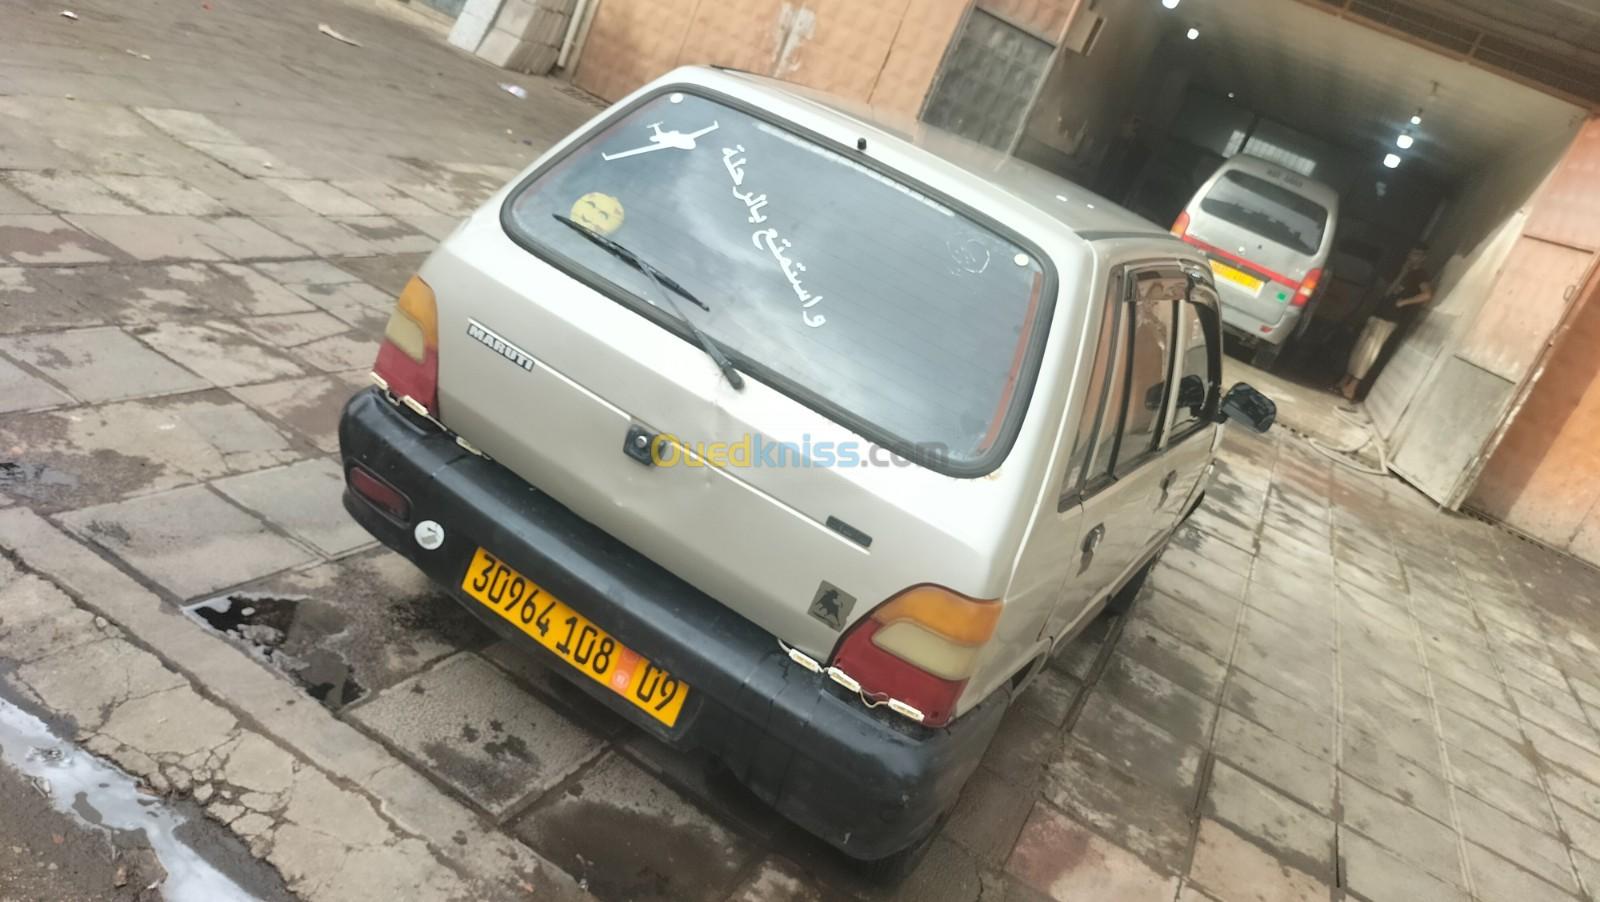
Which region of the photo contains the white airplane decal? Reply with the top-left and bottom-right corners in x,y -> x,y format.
601,121 -> 721,161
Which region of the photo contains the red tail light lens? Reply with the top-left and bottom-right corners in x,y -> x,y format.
347,464 -> 410,521
830,585 -> 1001,727
1171,211 -> 1191,238
1292,268 -> 1322,307
373,276 -> 440,415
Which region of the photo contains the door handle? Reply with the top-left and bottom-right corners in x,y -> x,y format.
1082,524 -> 1106,555
1158,470 -> 1177,505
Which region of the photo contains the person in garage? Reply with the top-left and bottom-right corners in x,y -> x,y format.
1338,243 -> 1434,400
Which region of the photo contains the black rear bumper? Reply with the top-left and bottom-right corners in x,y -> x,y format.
337,389 -> 1007,860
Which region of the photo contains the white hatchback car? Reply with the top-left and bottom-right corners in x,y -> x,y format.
340,66 -> 1273,873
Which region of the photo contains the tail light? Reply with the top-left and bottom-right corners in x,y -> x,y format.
1292,268 -> 1322,307
347,464 -> 410,521
830,585 -> 1001,727
373,275 -> 440,415
1171,211 -> 1191,238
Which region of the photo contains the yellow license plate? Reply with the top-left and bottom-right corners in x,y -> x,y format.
461,547 -> 689,726
1209,259 -> 1265,294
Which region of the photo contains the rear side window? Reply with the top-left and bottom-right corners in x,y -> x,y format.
1200,170 -> 1328,255
1113,299 -> 1175,476
1169,300 -> 1218,440
501,90 -> 1051,473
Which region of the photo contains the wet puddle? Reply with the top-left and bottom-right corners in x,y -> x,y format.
183,594 -> 366,710
0,696 -> 257,901
0,461 -> 79,496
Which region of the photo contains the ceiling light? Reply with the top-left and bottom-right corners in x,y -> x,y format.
1162,0 -> 1181,8
1228,91 -> 1236,99
1396,133 -> 1415,149
1186,27 -> 1200,39
1411,112 -> 1423,125
1383,153 -> 1402,169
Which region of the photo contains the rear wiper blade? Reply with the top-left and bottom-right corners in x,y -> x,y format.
552,214 -> 743,390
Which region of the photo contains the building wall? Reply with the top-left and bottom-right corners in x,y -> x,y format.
1464,119 -> 1600,563
570,0 -> 969,120
1015,0 -> 1166,181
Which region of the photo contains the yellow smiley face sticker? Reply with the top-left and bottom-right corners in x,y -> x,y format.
569,192 -> 625,235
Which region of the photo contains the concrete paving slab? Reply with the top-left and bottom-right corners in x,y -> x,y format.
1221,669 -> 1334,761
1042,739 -> 1196,873
134,106 -> 246,144
240,312 -> 352,348
1118,617 -> 1228,701
1339,775 -> 1464,887
331,216 -> 437,253
3,171 -> 142,214
1454,789 -> 1576,891
293,333 -> 377,372
211,457 -> 370,557
1187,818 -> 1327,902
253,259 -> 362,286
229,372 -> 369,453
0,214 -> 120,264
1006,803 -> 1178,901
132,319 -> 306,386
0,391 -> 302,511
1338,826 -> 1468,902
89,174 -> 229,215
1448,745 -> 1558,834
210,263 -> 320,316
199,216 -> 315,260
0,181 -> 46,214
1213,709 -> 1334,816
1463,842 -> 1577,902
289,279 -> 394,333
1340,723 -> 1453,823
329,180 -> 444,217
333,253 -> 428,296
254,216 -> 380,257
260,179 -> 381,217
511,751 -> 758,902
399,213 -> 461,241
57,483 -> 315,598
0,266 -> 111,337
0,325 -> 209,402
351,653 -> 605,817
1071,691 -> 1202,799
0,355 -> 71,413
1203,761 -> 1333,880
66,213 -> 227,261
186,141 -> 310,179
1096,652 -> 1216,746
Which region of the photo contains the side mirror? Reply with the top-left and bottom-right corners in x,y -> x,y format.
1218,382 -> 1275,433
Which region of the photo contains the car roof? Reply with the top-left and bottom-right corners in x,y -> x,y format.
698,67 -> 1176,243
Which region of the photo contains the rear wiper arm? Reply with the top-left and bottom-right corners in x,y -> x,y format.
552,214 -> 743,390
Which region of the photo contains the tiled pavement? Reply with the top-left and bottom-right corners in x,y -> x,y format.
9,1 -> 1600,900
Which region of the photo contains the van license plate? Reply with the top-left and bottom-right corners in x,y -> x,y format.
1209,259 -> 1265,295
460,547 -> 689,726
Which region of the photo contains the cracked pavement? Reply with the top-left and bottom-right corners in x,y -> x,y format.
8,0 -> 1600,900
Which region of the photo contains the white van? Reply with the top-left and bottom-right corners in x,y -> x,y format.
1172,155 -> 1339,366
339,66 -> 1274,875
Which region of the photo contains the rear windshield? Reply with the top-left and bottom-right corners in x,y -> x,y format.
1199,170 -> 1328,256
502,90 -> 1050,471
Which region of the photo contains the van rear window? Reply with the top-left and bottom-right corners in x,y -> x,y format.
502,90 -> 1050,471
1200,171 -> 1327,256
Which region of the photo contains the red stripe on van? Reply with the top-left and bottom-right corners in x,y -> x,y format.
1179,235 -> 1298,289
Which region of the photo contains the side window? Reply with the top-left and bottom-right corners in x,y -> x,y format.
1169,300 -> 1217,439
1060,282 -> 1122,503
1083,307 -> 1129,493
1113,299 -> 1176,477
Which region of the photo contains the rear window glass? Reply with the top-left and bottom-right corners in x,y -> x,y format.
502,91 -> 1049,470
1200,170 -> 1328,256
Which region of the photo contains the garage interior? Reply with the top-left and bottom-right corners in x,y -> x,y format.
983,0 -> 1600,566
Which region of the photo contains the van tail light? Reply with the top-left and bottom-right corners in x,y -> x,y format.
347,464 -> 410,521
373,275 -> 440,415
830,585 -> 1002,727
1292,268 -> 1322,307
1171,211 -> 1191,238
